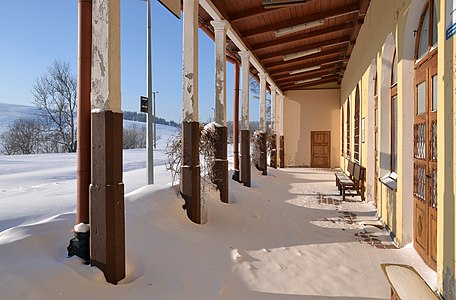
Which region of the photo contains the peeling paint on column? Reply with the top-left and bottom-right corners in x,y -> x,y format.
271,87 -> 276,133
182,0 -> 198,122
279,94 -> 285,136
239,51 -> 250,130
91,0 -> 121,113
212,20 -> 228,126
259,73 -> 267,132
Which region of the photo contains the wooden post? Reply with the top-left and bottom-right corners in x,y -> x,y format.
239,51 -> 251,187
258,72 -> 267,175
90,0 -> 125,285
181,0 -> 205,224
279,94 -> 285,168
211,20 -> 229,203
270,86 -> 277,168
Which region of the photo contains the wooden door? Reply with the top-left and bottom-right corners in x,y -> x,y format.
414,54 -> 437,270
311,131 -> 330,168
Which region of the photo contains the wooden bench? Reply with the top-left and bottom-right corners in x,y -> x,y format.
335,160 -> 354,192
335,161 -> 365,201
381,263 -> 441,300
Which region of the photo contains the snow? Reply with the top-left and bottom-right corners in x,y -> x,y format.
0,104 -> 438,299
74,223 -> 90,233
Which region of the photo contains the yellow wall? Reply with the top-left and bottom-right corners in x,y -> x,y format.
337,0 -> 456,297
283,89 -> 340,168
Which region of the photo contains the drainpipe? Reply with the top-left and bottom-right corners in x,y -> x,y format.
76,0 -> 91,225
233,62 -> 240,173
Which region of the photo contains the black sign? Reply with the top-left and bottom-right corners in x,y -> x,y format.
140,96 -> 148,113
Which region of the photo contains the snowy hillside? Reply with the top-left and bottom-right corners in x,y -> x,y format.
0,103 -> 41,136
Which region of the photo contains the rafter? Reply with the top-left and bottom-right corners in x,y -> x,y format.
264,47 -> 347,69
229,0 -> 319,23
270,57 -> 345,77
274,66 -> 341,84
241,4 -> 359,38
251,22 -> 354,51
258,36 -> 350,60
280,75 -> 341,90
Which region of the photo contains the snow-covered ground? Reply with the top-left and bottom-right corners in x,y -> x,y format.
0,104 -> 437,299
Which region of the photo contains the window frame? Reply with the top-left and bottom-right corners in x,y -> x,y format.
391,50 -> 398,174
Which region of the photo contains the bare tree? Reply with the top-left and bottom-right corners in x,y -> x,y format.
32,61 -> 77,153
123,125 -> 146,149
0,117 -> 47,155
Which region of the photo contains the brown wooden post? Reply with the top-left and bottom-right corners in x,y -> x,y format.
76,0 -> 92,225
280,135 -> 285,168
90,0 -> 125,284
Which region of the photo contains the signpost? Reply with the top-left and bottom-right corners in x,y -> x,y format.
140,96 -> 148,113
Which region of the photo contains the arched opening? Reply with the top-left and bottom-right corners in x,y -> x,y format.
374,69 -> 379,207
354,85 -> 360,162
413,0 -> 438,271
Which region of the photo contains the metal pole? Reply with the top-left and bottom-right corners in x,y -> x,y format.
153,91 -> 158,148
146,0 -> 154,184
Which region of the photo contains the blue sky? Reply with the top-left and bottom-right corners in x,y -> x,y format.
0,0 -> 261,123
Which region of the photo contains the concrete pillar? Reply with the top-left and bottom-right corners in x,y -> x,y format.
210,20 -> 229,203
239,51 -> 251,187
181,0 -> 205,224
76,0 -> 92,225
270,87 -> 277,168
90,0 -> 125,285
256,72 -> 267,175
279,94 -> 285,168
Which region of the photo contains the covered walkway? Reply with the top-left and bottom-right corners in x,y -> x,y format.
0,164 -> 436,299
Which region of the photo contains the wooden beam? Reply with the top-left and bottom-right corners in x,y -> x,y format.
251,22 -> 354,51
280,75 -> 340,90
230,0 -> 319,23
270,57 -> 344,77
241,4 -> 359,38
264,47 -> 346,69
359,0 -> 370,16
258,36 -> 350,60
274,66 -> 340,84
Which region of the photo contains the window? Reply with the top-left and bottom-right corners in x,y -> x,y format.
354,85 -> 360,162
346,98 -> 350,158
391,51 -> 398,173
416,0 -> 438,62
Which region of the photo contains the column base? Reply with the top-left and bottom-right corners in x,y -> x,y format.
213,126 -> 228,203
279,135 -> 285,168
180,121 -> 204,224
270,134 -> 277,169
90,110 -> 125,285
259,132 -> 267,175
240,130 -> 251,187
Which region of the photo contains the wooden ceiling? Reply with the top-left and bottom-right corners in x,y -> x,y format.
198,0 -> 370,91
